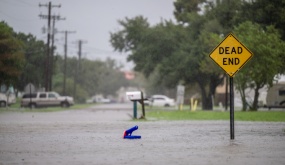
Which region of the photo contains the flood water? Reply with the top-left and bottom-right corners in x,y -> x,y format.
0,104 -> 284,165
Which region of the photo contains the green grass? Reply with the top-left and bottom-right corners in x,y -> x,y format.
2,102 -> 285,122
146,110 -> 285,122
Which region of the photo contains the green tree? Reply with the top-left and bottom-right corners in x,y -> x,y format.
110,0 -> 285,110
111,17 -> 186,85
54,55 -> 131,102
110,16 -> 150,53
174,0 -> 206,23
160,2 -> 225,110
173,1 -> 228,110
0,22 -> 25,86
95,58 -> 129,96
205,0 -> 243,34
239,0 -> 285,73
234,21 -> 285,110
240,0 -> 285,40
54,56 -> 95,102
110,15 -> 224,110
16,33 -> 46,91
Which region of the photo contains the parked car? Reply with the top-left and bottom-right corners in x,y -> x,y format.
21,92 -> 74,108
0,93 -> 16,107
95,97 -> 111,104
86,95 -> 111,104
145,95 -> 176,107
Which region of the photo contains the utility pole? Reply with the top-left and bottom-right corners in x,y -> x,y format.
59,30 -> 76,95
39,2 -> 61,91
50,15 -> 65,91
73,40 -> 87,99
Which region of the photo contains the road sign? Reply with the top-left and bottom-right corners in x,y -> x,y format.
209,33 -> 253,77
209,33 -> 253,140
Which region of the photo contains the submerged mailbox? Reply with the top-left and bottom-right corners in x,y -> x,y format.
126,91 -> 142,101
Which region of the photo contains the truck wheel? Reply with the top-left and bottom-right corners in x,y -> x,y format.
61,102 -> 69,108
0,101 -> 6,107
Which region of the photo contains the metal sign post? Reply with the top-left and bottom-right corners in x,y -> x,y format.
229,77 -> 234,139
209,33 -> 253,140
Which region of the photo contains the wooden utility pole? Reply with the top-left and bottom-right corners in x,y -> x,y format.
73,40 -> 87,99
39,2 -> 61,91
50,15 -> 65,91
59,30 -> 76,95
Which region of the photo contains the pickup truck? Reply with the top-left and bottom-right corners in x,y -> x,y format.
0,93 -> 16,107
21,92 -> 74,108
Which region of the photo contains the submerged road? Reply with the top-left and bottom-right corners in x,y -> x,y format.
0,103 -> 285,165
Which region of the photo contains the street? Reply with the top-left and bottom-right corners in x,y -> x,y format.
0,103 -> 285,165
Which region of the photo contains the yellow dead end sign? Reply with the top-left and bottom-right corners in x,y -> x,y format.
209,33 -> 253,77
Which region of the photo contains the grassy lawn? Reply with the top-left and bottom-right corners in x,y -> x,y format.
146,110 -> 285,122
2,102 -> 285,122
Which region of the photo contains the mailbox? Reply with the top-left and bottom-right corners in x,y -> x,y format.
126,91 -> 142,101
126,91 -> 146,119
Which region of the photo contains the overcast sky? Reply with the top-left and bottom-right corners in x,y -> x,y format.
0,0 -> 176,70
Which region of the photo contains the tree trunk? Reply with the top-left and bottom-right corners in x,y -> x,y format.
250,83 -> 262,111
239,87 -> 248,111
199,83 -> 213,110
235,76 -> 248,111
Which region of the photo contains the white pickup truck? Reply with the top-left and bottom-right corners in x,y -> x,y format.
0,93 -> 16,107
21,92 -> 74,108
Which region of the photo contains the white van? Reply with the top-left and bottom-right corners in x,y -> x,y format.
265,83 -> 285,109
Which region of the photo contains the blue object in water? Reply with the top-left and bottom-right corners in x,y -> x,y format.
123,125 -> 141,139
124,135 -> 141,139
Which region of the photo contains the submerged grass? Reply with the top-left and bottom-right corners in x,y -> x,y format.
146,110 -> 285,122
0,103 -> 96,113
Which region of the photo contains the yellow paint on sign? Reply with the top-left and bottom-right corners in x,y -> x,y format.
209,33 -> 253,77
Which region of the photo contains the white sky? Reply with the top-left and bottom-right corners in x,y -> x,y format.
0,0 -> 176,70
